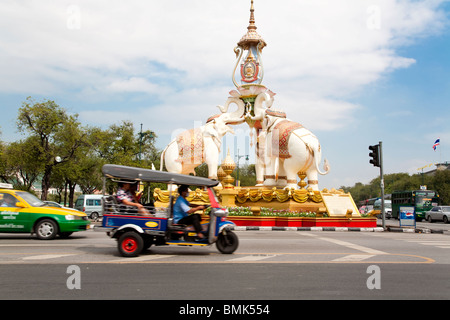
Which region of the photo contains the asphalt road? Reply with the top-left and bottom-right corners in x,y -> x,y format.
0,226 -> 449,302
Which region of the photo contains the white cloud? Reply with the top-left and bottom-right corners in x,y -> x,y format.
0,0 -> 448,155
271,93 -> 361,131
106,77 -> 173,96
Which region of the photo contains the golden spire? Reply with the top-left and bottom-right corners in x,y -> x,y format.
248,0 -> 256,31
237,0 -> 266,50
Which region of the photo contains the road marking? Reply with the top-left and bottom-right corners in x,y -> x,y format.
404,240 -> 450,243
300,233 -> 386,255
399,239 -> 450,248
22,254 -> 76,260
110,255 -> 175,263
0,244 -> 81,247
332,254 -> 375,262
228,255 -> 276,262
95,252 -> 434,264
0,243 -> 112,248
419,242 -> 450,246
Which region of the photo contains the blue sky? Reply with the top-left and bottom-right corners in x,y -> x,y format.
0,0 -> 449,189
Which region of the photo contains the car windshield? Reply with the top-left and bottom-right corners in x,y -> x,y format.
16,191 -> 46,207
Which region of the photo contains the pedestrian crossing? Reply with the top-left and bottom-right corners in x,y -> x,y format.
22,254 -> 77,260
0,250 -> 434,264
1,232 -> 447,264
227,254 -> 277,262
332,254 -> 375,262
400,239 -> 450,249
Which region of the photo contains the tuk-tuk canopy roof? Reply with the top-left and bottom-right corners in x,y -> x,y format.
102,164 -> 220,187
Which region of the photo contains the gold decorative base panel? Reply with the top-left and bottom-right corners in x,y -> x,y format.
153,185 -> 360,218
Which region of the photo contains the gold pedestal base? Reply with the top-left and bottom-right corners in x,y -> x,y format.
220,188 -> 238,207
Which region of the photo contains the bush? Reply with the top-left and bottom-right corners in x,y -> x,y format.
226,206 -> 317,217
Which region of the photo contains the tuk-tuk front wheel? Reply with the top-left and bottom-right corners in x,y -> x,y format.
216,230 -> 238,254
118,231 -> 144,257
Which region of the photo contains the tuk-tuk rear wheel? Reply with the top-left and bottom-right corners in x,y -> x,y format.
118,231 -> 144,257
216,230 -> 239,254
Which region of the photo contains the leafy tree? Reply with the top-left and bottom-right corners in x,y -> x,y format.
89,121 -> 160,199
234,164 -> 256,187
0,131 -> 14,184
16,97 -> 87,200
90,120 -> 157,167
2,137 -> 43,190
343,171 -> 450,205
429,170 -> 450,204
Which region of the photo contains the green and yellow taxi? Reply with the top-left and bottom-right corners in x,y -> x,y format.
0,186 -> 90,239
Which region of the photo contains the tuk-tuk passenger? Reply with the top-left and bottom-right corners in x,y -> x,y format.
116,182 -> 150,215
173,185 -> 207,239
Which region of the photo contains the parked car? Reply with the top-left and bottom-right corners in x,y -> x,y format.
374,199 -> 392,219
0,188 -> 90,239
74,194 -> 103,220
425,206 -> 450,223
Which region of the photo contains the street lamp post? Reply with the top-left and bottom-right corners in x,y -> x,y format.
138,123 -> 154,163
139,123 -> 144,162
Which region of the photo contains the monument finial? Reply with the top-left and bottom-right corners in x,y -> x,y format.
233,0 -> 267,87
237,0 -> 265,49
248,0 -> 256,31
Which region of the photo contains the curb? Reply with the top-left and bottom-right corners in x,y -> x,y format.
231,226 -> 385,232
386,226 -> 447,234
230,225 -> 450,234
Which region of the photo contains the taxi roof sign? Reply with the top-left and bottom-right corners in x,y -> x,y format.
0,183 -> 13,189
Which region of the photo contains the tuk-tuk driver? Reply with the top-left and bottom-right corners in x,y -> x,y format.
173,185 -> 207,239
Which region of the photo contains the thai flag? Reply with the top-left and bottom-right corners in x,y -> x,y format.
433,138 -> 440,151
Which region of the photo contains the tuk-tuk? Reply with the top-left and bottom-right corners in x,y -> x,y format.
98,164 -> 238,257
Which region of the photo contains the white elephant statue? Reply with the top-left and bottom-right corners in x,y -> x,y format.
245,92 -> 330,190
160,97 -> 245,180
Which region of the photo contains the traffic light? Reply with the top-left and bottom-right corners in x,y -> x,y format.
369,144 -> 380,167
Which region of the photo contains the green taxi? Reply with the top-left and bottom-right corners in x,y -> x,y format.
0,186 -> 90,239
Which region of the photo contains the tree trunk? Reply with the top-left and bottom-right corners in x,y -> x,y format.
41,165 -> 52,200
68,182 -> 77,208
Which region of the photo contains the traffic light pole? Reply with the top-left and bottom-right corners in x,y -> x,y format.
369,141 -> 385,229
379,141 -> 385,230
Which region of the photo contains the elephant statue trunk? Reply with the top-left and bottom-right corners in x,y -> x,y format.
217,97 -> 246,125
